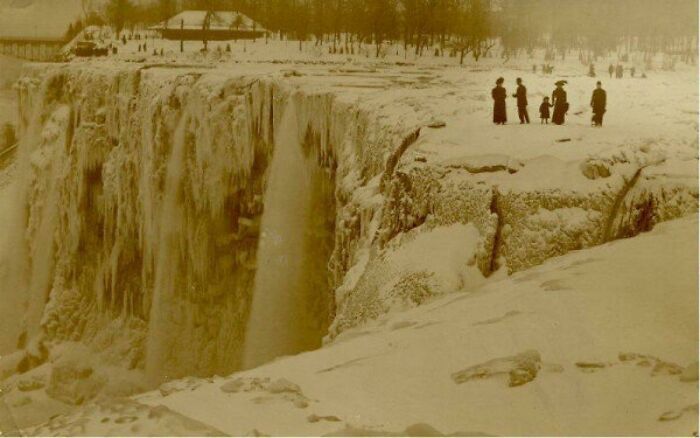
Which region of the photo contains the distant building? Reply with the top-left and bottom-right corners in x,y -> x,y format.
0,36 -> 67,61
0,0 -> 80,60
152,10 -> 267,41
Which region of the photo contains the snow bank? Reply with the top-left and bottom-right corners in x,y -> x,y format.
330,223 -> 487,336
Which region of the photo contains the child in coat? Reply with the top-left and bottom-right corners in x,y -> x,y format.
539,97 -> 553,124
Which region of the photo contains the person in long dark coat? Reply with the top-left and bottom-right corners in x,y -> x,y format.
492,77 -> 507,125
591,81 -> 607,127
551,80 -> 568,125
512,78 -> 530,124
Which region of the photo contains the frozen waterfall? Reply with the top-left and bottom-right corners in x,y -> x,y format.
242,101 -> 334,370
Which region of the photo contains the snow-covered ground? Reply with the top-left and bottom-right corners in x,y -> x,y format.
0,43 -> 697,436
16,214 -> 698,437
91,36 -> 699,164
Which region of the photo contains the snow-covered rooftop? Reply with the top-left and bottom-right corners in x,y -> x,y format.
155,10 -> 266,33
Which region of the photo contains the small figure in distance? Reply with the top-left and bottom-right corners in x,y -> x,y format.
539,97 -> 553,124
512,78 -> 530,124
591,81 -> 607,127
492,77 -> 507,125
588,63 -> 596,77
551,80 -> 569,125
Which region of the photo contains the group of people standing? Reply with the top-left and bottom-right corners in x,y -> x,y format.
608,64 -> 636,79
492,78 -> 607,127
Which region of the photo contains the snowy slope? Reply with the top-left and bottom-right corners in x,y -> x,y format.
22,215 -> 699,437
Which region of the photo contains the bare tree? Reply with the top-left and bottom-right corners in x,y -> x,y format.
106,0 -> 134,36
190,0 -> 222,51
368,0 -> 398,57
453,0 -> 493,64
81,0 -> 94,22
213,0 -> 698,61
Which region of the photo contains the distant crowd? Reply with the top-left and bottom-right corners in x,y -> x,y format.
492,78 -> 607,127
596,63 -> 644,79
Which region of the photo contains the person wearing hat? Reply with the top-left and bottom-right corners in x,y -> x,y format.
551,80 -> 569,125
590,81 -> 607,127
512,78 -> 530,124
492,77 -> 507,125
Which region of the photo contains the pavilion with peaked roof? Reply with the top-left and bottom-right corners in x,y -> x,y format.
152,10 -> 268,41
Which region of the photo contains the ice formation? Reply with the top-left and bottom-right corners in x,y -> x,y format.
242,100 -> 335,370
0,61 -> 697,405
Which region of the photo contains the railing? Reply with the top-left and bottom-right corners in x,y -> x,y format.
0,38 -> 67,62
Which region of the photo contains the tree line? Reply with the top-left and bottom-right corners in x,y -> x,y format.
74,0 -> 698,62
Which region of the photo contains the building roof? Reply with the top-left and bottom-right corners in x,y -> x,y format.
156,10 -> 266,33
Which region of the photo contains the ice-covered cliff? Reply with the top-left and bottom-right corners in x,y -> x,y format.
0,60 -> 697,411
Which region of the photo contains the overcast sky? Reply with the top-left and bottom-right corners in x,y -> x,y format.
0,0 -> 82,39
